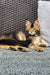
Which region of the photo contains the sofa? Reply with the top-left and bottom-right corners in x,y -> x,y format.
0,0 -> 50,75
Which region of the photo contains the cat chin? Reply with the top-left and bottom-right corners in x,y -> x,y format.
29,33 -> 35,36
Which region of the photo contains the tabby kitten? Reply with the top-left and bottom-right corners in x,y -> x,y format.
0,20 -> 47,52
26,20 -> 47,51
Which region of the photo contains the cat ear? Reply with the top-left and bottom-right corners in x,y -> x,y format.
35,20 -> 40,26
26,20 -> 31,26
34,20 -> 40,31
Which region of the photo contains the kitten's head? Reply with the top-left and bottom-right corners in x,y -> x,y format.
26,20 -> 40,36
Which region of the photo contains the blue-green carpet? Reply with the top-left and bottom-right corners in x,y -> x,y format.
0,47 -> 50,75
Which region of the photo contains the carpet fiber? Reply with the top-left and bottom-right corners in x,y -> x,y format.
0,47 -> 50,75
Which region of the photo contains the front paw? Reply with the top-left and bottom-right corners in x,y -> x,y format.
10,47 -> 16,51
38,43 -> 47,47
44,44 -> 47,47
22,48 -> 29,52
37,47 -> 43,52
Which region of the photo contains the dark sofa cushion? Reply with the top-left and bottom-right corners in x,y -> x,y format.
0,0 -> 38,35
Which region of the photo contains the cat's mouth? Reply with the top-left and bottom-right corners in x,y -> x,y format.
29,32 -> 36,36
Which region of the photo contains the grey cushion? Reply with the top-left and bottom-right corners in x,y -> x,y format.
0,0 -> 38,35
38,1 -> 50,46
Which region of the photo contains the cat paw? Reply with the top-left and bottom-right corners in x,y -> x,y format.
22,48 -> 29,52
38,48 -> 43,52
10,47 -> 17,51
38,43 -> 47,47
44,44 -> 47,47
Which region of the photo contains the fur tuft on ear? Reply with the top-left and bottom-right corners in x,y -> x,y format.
26,20 -> 31,26
26,20 -> 31,31
33,20 -> 40,31
35,20 -> 40,26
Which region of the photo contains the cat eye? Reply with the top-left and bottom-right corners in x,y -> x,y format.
33,28 -> 36,30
